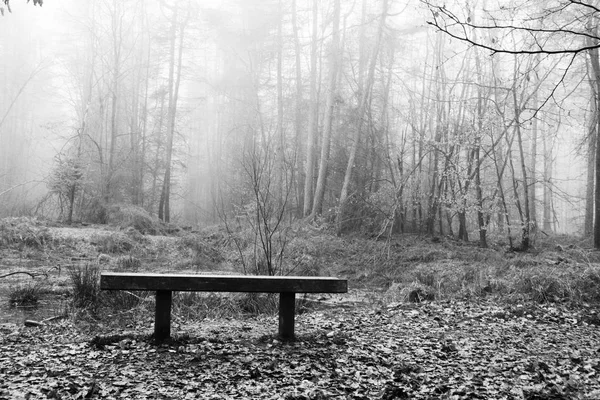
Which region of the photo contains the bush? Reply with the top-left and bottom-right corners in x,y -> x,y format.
285,235 -> 321,276
0,217 -> 50,248
106,204 -> 161,234
68,264 -> 100,312
91,233 -> 134,254
8,283 -> 41,306
178,234 -> 223,270
83,199 -> 108,224
576,268 -> 600,302
237,293 -> 278,315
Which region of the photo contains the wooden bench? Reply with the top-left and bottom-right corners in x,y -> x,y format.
100,272 -> 348,341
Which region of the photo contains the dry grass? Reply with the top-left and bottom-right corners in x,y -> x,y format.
106,204 -> 163,235
0,217 -> 51,248
68,264 -> 100,312
8,282 -> 43,306
358,235 -> 600,305
91,232 -> 134,254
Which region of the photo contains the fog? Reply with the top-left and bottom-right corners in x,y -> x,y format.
0,0 -> 594,241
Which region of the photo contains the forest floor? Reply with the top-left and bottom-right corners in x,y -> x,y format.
0,218 -> 600,399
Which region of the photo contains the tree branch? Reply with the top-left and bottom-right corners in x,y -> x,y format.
424,1 -> 600,55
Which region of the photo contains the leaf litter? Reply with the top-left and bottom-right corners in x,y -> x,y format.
1,300 -> 599,399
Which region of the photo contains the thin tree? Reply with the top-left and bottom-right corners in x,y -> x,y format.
311,0 -> 341,218
336,0 -> 389,234
158,1 -> 190,223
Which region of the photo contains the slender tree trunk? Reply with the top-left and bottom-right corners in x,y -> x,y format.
292,0 -> 304,218
591,51 -> 600,247
159,6 -> 178,222
543,128 -> 554,233
105,0 -> 121,205
159,5 -> 187,223
336,0 -> 388,235
426,32 -> 446,235
139,21 -> 151,209
529,85 -> 539,232
513,87 -> 531,250
303,0 -> 319,217
585,49 -> 600,238
276,0 -> 285,206
311,0 -> 340,218
471,9 -> 487,247
585,88 -> 596,235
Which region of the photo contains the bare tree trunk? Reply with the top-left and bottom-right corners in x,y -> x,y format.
159,5 -> 187,223
513,86 -> 531,250
590,47 -> 600,247
139,13 -> 151,209
586,27 -> 600,247
585,88 -> 596,235
311,0 -> 340,218
292,0 -> 304,218
336,0 -> 388,234
105,0 -> 122,205
152,93 -> 166,213
543,128 -> 554,233
426,32 -> 446,235
585,57 -> 597,237
276,0 -> 285,206
303,0 -> 319,217
529,87 -> 539,232
471,8 -> 488,247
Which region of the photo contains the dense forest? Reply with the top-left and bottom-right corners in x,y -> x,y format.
0,0 -> 597,249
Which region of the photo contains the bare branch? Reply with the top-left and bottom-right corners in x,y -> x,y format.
424,1 -> 600,55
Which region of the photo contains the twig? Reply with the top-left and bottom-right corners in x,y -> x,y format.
0,271 -> 38,279
0,266 -> 58,279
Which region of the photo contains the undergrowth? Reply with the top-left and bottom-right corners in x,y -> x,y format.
91,233 -> 134,254
360,236 -> 600,305
0,217 -> 51,248
8,282 -> 43,306
58,224 -> 600,328
68,264 -> 100,313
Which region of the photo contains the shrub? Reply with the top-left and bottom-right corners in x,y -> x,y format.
68,264 -> 100,312
123,227 -> 147,243
83,199 -> 108,224
106,204 -> 161,234
284,236 -> 321,276
0,217 -> 50,248
91,233 -> 134,253
178,234 -> 223,270
237,293 -> 278,315
576,267 -> 600,302
511,268 -> 565,303
8,283 -> 41,306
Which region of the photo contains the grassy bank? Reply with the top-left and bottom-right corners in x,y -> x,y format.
1,217 -> 600,328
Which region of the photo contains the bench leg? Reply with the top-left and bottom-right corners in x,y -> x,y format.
279,292 -> 295,340
155,290 -> 172,342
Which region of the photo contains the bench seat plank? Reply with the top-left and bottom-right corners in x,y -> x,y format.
101,273 -> 347,293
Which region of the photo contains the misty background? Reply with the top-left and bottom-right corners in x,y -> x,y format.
0,0 -> 591,245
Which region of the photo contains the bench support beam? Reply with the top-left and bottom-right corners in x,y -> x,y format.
279,292 -> 295,340
155,290 -> 172,341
